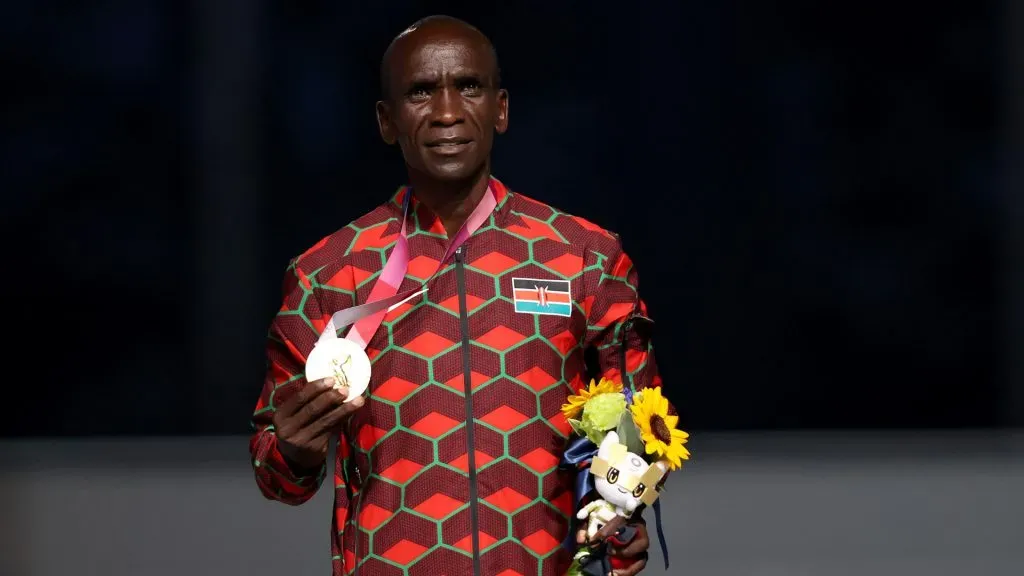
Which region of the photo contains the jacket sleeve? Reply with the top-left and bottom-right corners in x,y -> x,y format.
581,232 -> 683,524
581,233 -> 670,409
248,258 -> 347,505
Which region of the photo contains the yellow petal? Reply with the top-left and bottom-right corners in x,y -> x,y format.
663,414 -> 679,429
664,451 -> 677,467
656,395 -> 669,416
643,389 -> 655,404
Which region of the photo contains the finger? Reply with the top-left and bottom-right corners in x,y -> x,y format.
292,385 -> 349,428
611,526 -> 649,558
279,377 -> 336,415
611,557 -> 647,576
307,395 -> 364,437
293,396 -> 364,459
576,528 -> 587,545
591,516 -> 627,543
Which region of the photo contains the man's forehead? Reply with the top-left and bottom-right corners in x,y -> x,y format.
406,42 -> 479,67
395,27 -> 487,59
391,34 -> 493,78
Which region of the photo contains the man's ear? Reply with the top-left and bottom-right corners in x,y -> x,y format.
494,89 -> 509,135
376,100 -> 396,145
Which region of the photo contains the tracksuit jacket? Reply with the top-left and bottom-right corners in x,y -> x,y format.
249,176 -> 673,576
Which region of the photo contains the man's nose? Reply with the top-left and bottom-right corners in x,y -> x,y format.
431,87 -> 463,125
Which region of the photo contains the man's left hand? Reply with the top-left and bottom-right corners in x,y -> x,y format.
576,515 -> 649,575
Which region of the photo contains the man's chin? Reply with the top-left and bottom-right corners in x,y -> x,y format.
424,161 -> 485,182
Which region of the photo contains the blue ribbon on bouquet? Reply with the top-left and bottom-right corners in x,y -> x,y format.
558,436 -> 670,569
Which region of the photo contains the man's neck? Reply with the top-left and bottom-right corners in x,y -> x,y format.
408,167 -> 491,237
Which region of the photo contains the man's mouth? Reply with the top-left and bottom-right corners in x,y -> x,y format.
426,137 -> 471,148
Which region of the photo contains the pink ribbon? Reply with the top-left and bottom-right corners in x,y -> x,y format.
319,184 -> 498,348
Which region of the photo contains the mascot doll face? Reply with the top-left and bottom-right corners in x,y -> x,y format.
592,431 -> 669,515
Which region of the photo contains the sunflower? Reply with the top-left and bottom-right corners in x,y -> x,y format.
560,377 -> 622,421
630,386 -> 689,470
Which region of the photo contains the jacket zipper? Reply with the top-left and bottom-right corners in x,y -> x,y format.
455,245 -> 482,576
348,421 -> 365,576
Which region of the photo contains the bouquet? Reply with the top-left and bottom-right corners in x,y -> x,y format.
559,378 -> 688,576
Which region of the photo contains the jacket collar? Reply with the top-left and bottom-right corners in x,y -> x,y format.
389,175 -> 513,236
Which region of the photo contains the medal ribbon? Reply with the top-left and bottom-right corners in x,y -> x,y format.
318,184 -> 498,347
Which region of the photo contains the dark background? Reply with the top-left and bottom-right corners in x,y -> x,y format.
2,0 -> 1020,436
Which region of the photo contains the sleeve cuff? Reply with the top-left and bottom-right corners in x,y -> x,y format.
257,432 -> 325,485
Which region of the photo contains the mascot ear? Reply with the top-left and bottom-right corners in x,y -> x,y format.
645,459 -> 671,489
598,431 -> 620,459
655,460 -> 670,478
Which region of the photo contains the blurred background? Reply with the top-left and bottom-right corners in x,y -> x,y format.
1,1 -> 1021,575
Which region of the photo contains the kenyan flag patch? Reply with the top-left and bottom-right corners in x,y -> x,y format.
512,278 -> 572,317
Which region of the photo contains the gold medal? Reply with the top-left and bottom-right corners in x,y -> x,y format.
304,337 -> 372,402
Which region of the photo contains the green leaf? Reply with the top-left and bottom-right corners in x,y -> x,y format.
567,418 -> 585,436
616,411 -> 645,455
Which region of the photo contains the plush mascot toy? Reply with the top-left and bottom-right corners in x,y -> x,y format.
559,379 -> 688,576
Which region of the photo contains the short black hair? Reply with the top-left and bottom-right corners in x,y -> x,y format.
379,15 -> 501,101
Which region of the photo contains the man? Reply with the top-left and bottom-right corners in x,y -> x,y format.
249,15 -> 675,576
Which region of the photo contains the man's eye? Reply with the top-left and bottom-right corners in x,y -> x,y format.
407,86 -> 432,99
459,81 -> 482,94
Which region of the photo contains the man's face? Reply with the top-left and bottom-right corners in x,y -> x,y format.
376,28 -> 509,182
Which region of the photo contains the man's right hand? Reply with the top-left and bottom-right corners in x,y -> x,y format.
272,377 -> 364,474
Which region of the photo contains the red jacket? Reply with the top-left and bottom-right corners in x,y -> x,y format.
249,177 -> 670,576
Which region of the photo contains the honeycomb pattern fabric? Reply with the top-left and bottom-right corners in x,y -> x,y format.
249,177 -> 671,576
